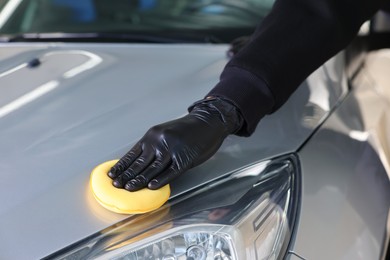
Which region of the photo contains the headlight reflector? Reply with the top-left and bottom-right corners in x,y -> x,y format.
106,226 -> 236,260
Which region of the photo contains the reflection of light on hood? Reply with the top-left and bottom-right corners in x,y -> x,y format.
0,63 -> 26,78
234,160 -> 270,178
349,130 -> 369,142
0,0 -> 23,28
0,50 -> 103,118
0,80 -> 59,118
44,50 -> 103,79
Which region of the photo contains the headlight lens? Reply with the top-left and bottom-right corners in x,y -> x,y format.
107,226 -> 236,260
49,155 -> 300,260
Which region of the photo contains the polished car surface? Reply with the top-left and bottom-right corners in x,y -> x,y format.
0,1 -> 389,259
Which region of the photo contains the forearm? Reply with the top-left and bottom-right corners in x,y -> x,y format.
209,0 -> 386,136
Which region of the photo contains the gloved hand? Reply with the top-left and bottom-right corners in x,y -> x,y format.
108,97 -> 243,191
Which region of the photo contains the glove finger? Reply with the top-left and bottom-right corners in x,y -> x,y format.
108,142 -> 142,179
113,146 -> 155,188
147,162 -> 188,190
125,152 -> 171,191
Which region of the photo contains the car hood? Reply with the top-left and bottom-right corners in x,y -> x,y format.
0,43 -> 346,259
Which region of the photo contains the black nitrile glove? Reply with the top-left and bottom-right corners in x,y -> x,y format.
108,97 -> 243,191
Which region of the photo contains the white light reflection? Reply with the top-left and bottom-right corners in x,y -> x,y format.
234,160 -> 271,178
0,0 -> 23,28
358,21 -> 371,36
0,50 -> 103,118
0,80 -> 59,118
0,63 -> 27,78
63,51 -> 102,78
349,130 -> 370,142
44,50 -> 103,79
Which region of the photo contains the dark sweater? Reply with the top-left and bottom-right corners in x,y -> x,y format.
208,0 -> 386,136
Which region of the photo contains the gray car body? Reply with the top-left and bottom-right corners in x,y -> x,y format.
0,43 -> 388,259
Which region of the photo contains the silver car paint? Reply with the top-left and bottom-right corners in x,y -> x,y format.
293,55 -> 390,259
0,42 -> 351,259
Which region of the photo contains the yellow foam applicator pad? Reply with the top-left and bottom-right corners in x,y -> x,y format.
90,160 -> 170,214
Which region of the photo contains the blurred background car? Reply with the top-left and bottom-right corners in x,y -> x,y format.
0,0 -> 389,259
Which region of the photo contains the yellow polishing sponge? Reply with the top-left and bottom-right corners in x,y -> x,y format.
90,160 -> 170,214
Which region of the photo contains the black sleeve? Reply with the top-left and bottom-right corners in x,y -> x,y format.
208,0 -> 386,136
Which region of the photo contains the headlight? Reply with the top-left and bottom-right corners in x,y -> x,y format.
48,155 -> 300,260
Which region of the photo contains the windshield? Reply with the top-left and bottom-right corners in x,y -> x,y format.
0,0 -> 275,42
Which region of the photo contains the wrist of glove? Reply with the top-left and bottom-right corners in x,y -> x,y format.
188,96 -> 244,136
108,97 -> 244,191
